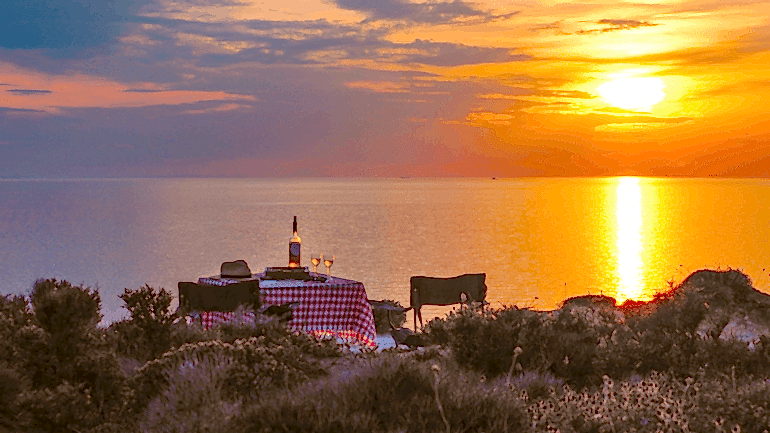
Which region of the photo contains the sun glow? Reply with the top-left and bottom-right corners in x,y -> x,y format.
598,76 -> 665,111
615,177 -> 643,304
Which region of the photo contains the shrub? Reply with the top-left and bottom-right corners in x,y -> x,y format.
0,294 -> 33,364
527,371 -> 694,433
424,307 -> 529,377
690,376 -> 770,432
241,354 -> 530,433
509,370 -> 564,401
17,279 -> 129,432
423,306 -> 606,388
0,362 -> 28,430
109,285 -> 178,361
526,370 -> 770,433
21,381 -> 103,432
128,335 -> 338,414
371,299 -> 407,333
139,352 -> 243,433
30,279 -> 101,334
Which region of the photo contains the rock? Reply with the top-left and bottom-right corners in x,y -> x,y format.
675,270 -> 770,349
694,306 -> 730,340
680,269 -> 752,294
559,295 -> 626,326
718,314 -> 770,350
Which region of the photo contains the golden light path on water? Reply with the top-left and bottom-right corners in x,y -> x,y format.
615,177 -> 644,304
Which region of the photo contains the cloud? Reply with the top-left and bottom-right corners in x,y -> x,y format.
0,0 -> 155,55
5,89 -> 52,95
0,64 -> 255,113
575,19 -> 658,35
387,39 -> 528,66
332,0 -> 517,24
0,107 -> 45,113
118,18 -> 527,67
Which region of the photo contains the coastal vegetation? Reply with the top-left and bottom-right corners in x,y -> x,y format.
2,270 -> 770,432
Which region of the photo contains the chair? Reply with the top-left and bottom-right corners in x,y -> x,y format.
410,273 -> 487,330
178,280 -> 260,312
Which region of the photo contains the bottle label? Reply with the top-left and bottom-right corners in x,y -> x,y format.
289,242 -> 301,266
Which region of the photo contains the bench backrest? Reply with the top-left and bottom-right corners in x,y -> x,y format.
178,280 -> 260,312
410,273 -> 487,309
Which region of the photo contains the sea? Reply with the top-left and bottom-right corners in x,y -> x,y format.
2,177 -> 770,327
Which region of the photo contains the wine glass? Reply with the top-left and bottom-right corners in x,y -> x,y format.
310,254 -> 321,273
323,254 -> 334,276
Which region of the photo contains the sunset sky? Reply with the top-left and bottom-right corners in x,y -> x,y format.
2,0 -> 770,178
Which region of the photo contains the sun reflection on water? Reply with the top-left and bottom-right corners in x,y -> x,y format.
615,177 -> 644,303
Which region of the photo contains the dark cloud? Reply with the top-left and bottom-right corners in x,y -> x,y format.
575,19 -> 658,34
0,107 -> 45,113
6,89 -> 52,95
385,39 -> 528,66
597,19 -> 657,29
536,89 -> 595,99
332,0 -> 517,24
120,18 -> 527,67
529,21 -> 562,32
123,89 -> 165,93
0,0 -> 156,56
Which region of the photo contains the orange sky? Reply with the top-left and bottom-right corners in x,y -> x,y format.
1,0 -> 769,177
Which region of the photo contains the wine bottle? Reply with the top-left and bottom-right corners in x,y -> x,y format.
289,216 -> 301,268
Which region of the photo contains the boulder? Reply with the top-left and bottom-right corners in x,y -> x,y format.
676,269 -> 770,349
718,314 -> 770,350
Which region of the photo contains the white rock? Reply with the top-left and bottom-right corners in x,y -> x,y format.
718,315 -> 770,350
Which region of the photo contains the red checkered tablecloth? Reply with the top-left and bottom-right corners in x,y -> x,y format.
196,274 -> 377,349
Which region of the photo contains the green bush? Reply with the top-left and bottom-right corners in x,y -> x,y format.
424,307 -> 528,377
0,361 -> 28,430
241,354 -> 530,433
690,376 -> 770,432
128,334 -> 338,414
139,352 -> 243,433
0,295 -> 33,364
16,279 -> 129,432
423,306 -> 608,388
108,285 -> 178,362
371,299 -> 407,333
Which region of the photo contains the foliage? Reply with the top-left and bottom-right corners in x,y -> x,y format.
128,334 -> 338,415
9,280 -> 129,432
0,294 -> 33,364
30,278 -> 102,335
7,272 -> 770,432
108,285 -> 178,362
371,299 -> 407,333
0,361 -> 28,430
423,305 -> 614,388
139,352 -> 242,433
241,353 -> 530,433
526,370 -> 770,433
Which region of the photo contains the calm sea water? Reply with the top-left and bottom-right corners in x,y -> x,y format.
2,177 -> 770,326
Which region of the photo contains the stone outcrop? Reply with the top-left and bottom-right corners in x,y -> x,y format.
553,269 -> 770,350
678,269 -> 770,348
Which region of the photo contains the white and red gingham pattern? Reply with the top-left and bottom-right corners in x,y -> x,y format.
196,274 -> 377,348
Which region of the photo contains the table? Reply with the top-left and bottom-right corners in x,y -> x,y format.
196,273 -> 377,349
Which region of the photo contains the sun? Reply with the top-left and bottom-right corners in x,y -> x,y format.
597,76 -> 666,111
